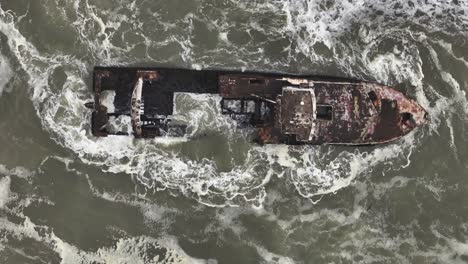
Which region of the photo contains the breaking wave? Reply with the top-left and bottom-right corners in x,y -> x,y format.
0,0 -> 466,209
0,50 -> 13,96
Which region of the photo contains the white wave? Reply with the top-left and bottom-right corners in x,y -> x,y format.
0,164 -> 33,180
100,90 -> 115,113
371,176 -> 412,200
172,93 -> 240,137
0,51 -> 13,96
58,235 -> 214,264
84,172 -> 180,228
107,115 -> 132,134
254,244 -> 294,264
0,176 -> 12,208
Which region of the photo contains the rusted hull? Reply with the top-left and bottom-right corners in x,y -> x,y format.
87,67 -> 428,145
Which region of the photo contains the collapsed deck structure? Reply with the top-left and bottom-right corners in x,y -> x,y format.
86,67 -> 428,145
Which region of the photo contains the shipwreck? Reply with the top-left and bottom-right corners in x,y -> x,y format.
85,67 -> 428,145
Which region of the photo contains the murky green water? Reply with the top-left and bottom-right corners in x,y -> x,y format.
0,0 -> 467,263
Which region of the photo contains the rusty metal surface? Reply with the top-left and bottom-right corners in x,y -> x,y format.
279,87 -> 315,141
276,81 -> 426,145
218,74 -> 283,98
87,67 -> 428,145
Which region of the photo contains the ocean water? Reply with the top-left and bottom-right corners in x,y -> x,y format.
0,0 -> 467,263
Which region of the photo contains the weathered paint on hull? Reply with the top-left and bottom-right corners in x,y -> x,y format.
86,67 -> 428,145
